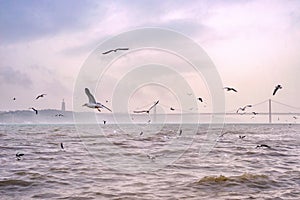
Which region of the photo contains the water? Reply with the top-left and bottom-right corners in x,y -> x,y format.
0,124 -> 299,199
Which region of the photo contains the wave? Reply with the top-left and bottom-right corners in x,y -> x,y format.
197,173 -> 269,184
0,179 -> 32,187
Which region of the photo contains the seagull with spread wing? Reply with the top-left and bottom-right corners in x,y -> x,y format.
82,88 -> 112,112
102,48 -> 129,55
224,87 -> 237,92
273,84 -> 282,96
36,94 -> 46,99
236,104 -> 252,113
29,107 -> 38,115
133,100 -> 159,114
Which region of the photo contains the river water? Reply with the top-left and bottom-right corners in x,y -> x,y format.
0,124 -> 299,199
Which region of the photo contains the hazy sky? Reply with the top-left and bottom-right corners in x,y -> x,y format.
0,0 -> 299,114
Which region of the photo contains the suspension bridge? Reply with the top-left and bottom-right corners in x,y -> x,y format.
132,99 -> 300,124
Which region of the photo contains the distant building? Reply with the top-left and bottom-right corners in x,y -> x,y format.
61,99 -> 66,111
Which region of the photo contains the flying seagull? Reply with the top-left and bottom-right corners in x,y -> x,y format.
133,100 -> 159,114
60,143 -> 64,149
29,107 -> 38,115
83,88 -> 112,112
239,135 -> 246,139
273,84 -> 282,96
224,87 -> 237,92
102,48 -> 129,55
170,107 -> 175,111
236,104 -> 252,113
36,94 -> 46,99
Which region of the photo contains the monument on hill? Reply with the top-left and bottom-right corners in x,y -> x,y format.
61,99 -> 66,111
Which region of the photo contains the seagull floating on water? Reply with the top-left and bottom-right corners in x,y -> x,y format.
102,48 -> 129,55
29,107 -> 38,115
170,107 -> 175,111
83,88 -> 112,112
16,152 -> 24,160
133,100 -> 159,114
197,97 -> 203,102
256,144 -> 271,149
36,94 -> 46,99
13,97 -> 16,101
273,84 -> 282,96
179,129 -> 183,136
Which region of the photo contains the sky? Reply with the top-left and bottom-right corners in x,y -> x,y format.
0,0 -> 299,118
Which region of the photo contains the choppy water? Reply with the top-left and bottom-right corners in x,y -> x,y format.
0,124 -> 299,199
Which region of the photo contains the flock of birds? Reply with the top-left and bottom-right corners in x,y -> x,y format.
13,93 -> 64,117
11,46 -> 290,161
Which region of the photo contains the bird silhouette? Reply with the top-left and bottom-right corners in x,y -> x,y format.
256,144 -> 271,149
16,152 -> 24,160
29,107 -> 38,115
224,87 -> 237,92
273,85 -> 282,96
102,48 -> 129,55
197,97 -> 203,102
133,100 -> 159,114
236,105 -> 252,113
36,94 -> 46,99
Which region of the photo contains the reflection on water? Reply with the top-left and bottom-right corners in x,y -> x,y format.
0,124 -> 299,199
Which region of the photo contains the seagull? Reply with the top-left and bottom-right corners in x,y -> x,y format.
147,154 -> 156,161
170,107 -> 175,111
252,112 -> 258,115
273,84 -> 282,96
197,97 -> 203,102
55,113 -> 64,117
82,88 -> 112,112
224,87 -> 237,92
133,100 -> 159,114
60,143 -> 64,149
293,116 -> 297,120
103,120 -> 106,124
140,131 -> 143,136
36,94 -> 46,99
29,107 -> 38,115
179,129 -> 183,136
102,48 -> 129,55
16,152 -> 24,160
239,135 -> 246,139
13,97 -> 16,101
236,104 -> 252,113
256,144 -> 271,149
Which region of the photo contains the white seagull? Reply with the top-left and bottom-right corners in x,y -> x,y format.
82,88 -> 112,112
